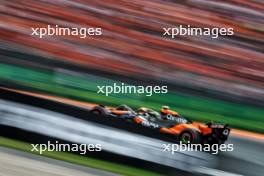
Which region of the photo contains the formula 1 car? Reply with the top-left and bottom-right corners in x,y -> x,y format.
90,104 -> 230,145
90,104 -> 136,120
134,106 -> 230,145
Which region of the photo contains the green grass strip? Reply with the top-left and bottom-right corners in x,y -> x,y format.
0,137 -> 162,176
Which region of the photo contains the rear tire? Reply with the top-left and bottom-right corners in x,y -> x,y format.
179,129 -> 201,144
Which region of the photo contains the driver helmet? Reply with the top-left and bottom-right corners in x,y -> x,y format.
160,105 -> 179,117
148,110 -> 160,118
137,107 -> 148,114
160,105 -> 170,114
116,104 -> 129,110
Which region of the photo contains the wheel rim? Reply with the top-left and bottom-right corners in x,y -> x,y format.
181,133 -> 192,143
92,110 -> 101,115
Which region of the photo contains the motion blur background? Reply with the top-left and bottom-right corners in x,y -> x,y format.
0,0 -> 263,176
1,0 -> 263,133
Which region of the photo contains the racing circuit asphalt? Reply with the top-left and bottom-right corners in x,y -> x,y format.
4,87 -> 263,141
0,88 -> 264,176
217,136 -> 264,176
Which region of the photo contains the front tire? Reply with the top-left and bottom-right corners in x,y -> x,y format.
90,106 -> 108,116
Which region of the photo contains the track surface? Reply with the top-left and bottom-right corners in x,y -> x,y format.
0,99 -> 213,172
0,147 -> 119,176
217,137 -> 264,176
0,88 -> 264,176
4,87 -> 263,141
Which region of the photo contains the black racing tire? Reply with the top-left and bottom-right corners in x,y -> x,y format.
179,129 -> 201,144
90,106 -> 108,116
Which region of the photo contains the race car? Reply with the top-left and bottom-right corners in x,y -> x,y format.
134,106 -> 230,145
90,104 -> 136,120
91,104 -> 230,145
90,104 -> 174,121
